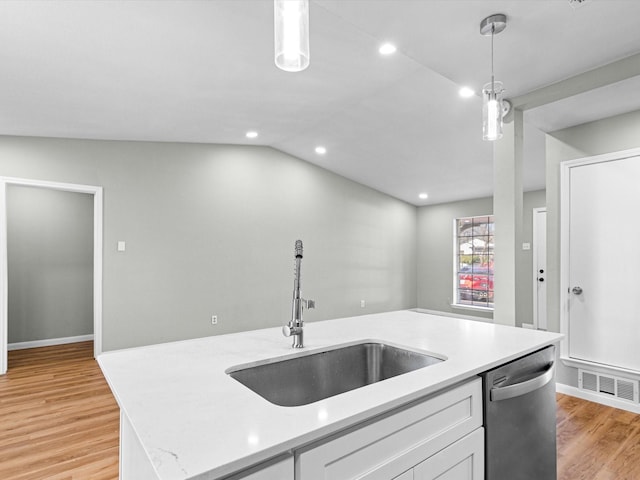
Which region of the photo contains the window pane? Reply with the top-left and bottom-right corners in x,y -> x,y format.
453,215 -> 494,310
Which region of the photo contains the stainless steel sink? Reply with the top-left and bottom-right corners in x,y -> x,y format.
226,341 -> 444,407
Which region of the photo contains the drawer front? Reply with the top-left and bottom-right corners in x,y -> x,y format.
296,378 -> 482,480
394,470 -> 415,480
413,428 -> 484,480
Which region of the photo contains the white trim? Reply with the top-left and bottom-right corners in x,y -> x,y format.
561,355 -> 640,380
8,334 -> 95,351
449,303 -> 494,315
0,180 -> 6,376
451,215 -> 495,313
556,382 -> 640,414
532,207 -> 546,330
0,177 -> 103,375
559,147 -> 640,365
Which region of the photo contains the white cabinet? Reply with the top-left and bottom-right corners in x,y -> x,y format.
226,456 -> 293,480
394,470 -> 415,480
414,428 -> 483,480
120,379 -> 480,480
296,378 -> 483,480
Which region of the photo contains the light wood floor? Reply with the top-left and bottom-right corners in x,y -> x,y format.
0,342 -> 119,480
1,343 -> 640,480
556,393 -> 640,480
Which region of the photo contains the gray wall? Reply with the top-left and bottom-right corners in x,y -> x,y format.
546,108 -> 640,386
417,190 -> 546,326
417,196 -> 493,321
7,186 -> 94,343
0,136 -> 417,351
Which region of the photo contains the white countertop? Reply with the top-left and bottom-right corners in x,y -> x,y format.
98,310 -> 563,480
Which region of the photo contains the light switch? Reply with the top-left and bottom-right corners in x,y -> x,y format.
522,242 -> 531,251
117,241 -> 126,252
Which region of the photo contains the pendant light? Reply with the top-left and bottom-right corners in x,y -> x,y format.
274,0 -> 310,72
480,14 -> 507,141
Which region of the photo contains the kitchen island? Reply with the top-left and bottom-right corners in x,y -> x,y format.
98,310 -> 563,480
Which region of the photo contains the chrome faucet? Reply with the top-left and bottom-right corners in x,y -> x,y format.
282,240 -> 315,348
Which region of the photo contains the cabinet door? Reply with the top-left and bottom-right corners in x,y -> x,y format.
297,379 -> 481,480
394,470 -> 414,480
565,153 -> 640,371
414,428 -> 484,480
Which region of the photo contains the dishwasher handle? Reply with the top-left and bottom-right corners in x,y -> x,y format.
490,362 -> 555,402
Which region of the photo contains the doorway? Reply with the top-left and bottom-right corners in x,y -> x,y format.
533,207 -> 547,330
0,177 -> 103,375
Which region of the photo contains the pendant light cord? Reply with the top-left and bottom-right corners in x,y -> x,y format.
491,24 -> 495,94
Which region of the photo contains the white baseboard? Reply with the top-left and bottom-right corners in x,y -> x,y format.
556,382 -> 640,414
8,334 -> 94,351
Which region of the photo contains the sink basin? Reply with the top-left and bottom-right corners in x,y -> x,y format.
226,341 -> 444,407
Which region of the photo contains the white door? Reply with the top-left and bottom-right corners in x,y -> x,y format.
533,208 -> 547,330
565,152 -> 640,372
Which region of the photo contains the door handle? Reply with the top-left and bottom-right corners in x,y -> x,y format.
571,286 -> 583,295
490,363 -> 555,401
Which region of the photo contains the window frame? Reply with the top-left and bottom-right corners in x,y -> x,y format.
452,215 -> 494,311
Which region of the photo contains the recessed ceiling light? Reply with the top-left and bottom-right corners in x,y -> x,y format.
245,131 -> 258,139
459,87 -> 475,98
315,146 -> 327,155
378,43 -> 397,55
419,192 -> 428,200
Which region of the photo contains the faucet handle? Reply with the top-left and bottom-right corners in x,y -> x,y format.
305,299 -> 316,309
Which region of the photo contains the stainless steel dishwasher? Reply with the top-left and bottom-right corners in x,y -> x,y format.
482,345 -> 557,480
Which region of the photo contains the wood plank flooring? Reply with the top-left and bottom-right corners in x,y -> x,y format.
556,393 -> 640,480
0,342 -> 119,480
1,343 -> 639,479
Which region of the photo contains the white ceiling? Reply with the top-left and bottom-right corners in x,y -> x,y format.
1,0 -> 639,205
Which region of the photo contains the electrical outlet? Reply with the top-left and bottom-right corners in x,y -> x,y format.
360,300 -> 366,308
211,315 -> 218,325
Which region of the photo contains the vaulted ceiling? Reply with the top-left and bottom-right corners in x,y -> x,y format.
1,1 -> 639,205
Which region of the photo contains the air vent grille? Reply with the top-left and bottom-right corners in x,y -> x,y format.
617,380 -> 635,402
582,372 -> 597,392
599,376 -> 615,395
578,369 -> 639,404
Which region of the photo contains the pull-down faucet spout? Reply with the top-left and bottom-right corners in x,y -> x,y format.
282,240 -> 315,348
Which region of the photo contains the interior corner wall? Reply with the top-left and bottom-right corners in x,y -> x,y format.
416,196 -> 494,321
546,108 -> 640,387
7,185 -> 94,343
0,136 -> 417,351
416,190 -> 546,325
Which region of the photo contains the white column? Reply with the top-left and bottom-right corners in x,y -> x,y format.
492,109 -> 523,326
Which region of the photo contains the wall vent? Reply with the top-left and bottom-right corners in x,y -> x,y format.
578,369 -> 640,404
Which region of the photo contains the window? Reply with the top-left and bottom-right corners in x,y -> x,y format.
454,215 -> 494,309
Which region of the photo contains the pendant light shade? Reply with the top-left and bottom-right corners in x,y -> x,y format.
482,80 -> 504,141
274,0 -> 310,72
480,14 -> 507,142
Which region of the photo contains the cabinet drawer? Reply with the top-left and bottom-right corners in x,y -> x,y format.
414,428 -> 484,480
296,378 -> 482,480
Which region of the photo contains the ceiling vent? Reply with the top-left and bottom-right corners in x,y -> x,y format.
578,369 -> 639,404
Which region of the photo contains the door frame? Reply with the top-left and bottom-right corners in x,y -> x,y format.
0,177 -> 103,375
560,146 -> 640,368
532,207 -> 547,330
